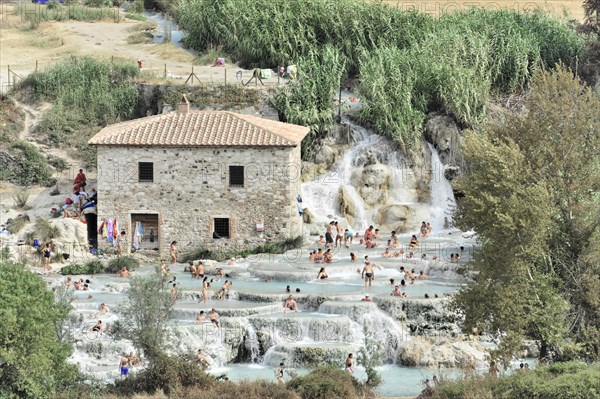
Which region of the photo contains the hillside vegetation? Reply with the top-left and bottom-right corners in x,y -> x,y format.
178,0 -> 584,152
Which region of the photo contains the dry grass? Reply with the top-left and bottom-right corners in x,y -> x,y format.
126,21 -> 158,32
28,34 -> 65,48
127,31 -> 154,44
380,0 -> 585,21
149,43 -> 196,64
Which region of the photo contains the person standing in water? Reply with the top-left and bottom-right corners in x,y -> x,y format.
345,353 -> 354,373
119,354 -> 130,378
362,261 -> 375,288
276,362 -> 285,384
202,277 -> 210,304
170,241 -> 177,265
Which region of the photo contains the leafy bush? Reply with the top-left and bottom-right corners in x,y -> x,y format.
125,12 -> 147,21
5,141 -> 55,186
106,256 -> 140,273
178,380 -> 300,399
0,260 -> 78,398
84,0 -> 112,7
129,0 -> 144,13
60,259 -> 104,275
288,366 -> 362,399
423,362 -> 600,399
47,155 -> 69,172
19,56 -> 138,163
0,95 -> 25,143
47,1 -> 61,9
113,354 -> 214,395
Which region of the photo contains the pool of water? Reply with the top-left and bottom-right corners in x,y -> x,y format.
208,363 -> 462,398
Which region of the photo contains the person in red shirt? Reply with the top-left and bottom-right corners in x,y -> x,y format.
73,169 -> 87,192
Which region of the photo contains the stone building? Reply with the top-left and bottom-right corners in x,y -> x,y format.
88,101 -> 309,256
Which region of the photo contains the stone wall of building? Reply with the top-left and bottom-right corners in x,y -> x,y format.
95,145 -> 304,256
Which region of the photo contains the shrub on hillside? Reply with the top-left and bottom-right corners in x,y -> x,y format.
287,366 -> 363,399
6,141 -> 55,186
106,256 -> 140,273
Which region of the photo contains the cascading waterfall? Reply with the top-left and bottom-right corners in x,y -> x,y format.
242,319 -> 261,363
427,143 -> 456,231
302,119 -> 415,231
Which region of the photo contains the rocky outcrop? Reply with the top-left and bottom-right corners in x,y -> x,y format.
353,162 -> 391,206
375,297 -> 460,336
424,113 -> 465,182
338,186 -> 356,226
376,204 -> 411,233
398,336 -> 488,368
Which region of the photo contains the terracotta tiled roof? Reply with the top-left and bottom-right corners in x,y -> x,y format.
88,111 -> 309,147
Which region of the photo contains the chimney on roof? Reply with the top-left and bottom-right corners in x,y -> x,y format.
178,94 -> 190,114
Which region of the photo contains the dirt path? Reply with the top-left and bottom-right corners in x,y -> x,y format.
0,16 -> 283,92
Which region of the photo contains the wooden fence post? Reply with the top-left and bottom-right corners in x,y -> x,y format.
224,68 -> 227,85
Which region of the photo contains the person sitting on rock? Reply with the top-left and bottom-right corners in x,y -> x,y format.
308,250 -> 316,261
350,252 -> 357,262
316,235 -> 326,245
365,238 -> 377,249
391,286 -> 403,296
382,248 -> 392,258
418,270 -> 428,280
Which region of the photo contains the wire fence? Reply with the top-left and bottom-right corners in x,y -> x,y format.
0,58 -> 290,93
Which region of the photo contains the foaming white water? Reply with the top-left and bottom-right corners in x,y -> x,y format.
428,143 -> 456,232
302,120 -> 415,231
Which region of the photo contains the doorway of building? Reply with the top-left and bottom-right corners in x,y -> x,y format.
130,213 -> 159,252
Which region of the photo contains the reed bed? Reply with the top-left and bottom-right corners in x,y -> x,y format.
178,0 -> 583,152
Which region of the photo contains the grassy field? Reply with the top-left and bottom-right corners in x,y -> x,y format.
381,0 -> 585,20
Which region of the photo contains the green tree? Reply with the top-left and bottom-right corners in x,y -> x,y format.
453,66 -> 600,361
0,260 -> 77,398
116,274 -> 175,360
584,0 -> 600,31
